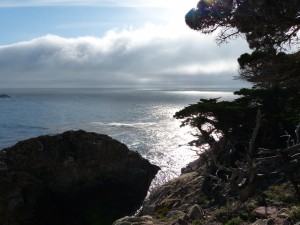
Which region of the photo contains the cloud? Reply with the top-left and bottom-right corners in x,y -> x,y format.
0,0 -> 196,8
0,0 -> 107,7
0,23 -> 250,88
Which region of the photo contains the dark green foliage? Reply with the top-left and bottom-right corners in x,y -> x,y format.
192,220 -> 204,225
214,207 -> 245,224
224,217 -> 243,225
239,199 -> 258,221
186,0 -> 300,50
155,206 -> 171,219
175,86 -> 300,203
175,87 -> 300,155
263,183 -> 299,204
185,0 -> 233,34
186,0 -> 300,88
212,199 -> 258,223
175,97 -> 254,149
237,50 -> 300,87
289,205 -> 300,222
182,0 -> 300,207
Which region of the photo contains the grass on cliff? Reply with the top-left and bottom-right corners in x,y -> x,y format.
263,182 -> 299,204
210,182 -> 300,224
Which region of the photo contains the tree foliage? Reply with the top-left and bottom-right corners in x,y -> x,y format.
175,87 -> 300,200
175,87 -> 300,157
177,0 -> 300,203
237,50 -> 300,87
186,0 -> 300,49
185,0 -> 300,87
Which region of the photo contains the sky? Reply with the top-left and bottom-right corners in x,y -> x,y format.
0,0 -> 251,89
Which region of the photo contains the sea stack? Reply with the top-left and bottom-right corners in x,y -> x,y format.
0,94 -> 10,98
0,130 -> 160,225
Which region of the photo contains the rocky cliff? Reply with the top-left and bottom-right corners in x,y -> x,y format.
114,160 -> 300,225
113,171 -> 206,225
0,130 -> 160,225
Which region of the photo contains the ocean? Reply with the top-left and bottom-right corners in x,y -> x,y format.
0,88 -> 235,184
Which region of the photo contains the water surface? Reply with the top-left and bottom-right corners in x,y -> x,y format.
0,88 -> 235,183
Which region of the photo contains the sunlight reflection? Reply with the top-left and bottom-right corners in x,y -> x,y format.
143,106 -> 199,188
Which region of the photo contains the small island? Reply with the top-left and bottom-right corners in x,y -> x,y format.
0,94 -> 10,98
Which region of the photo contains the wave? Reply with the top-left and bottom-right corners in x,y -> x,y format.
91,122 -> 157,129
1,124 -> 47,130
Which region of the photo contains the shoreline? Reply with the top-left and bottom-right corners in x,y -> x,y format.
114,155 -> 300,225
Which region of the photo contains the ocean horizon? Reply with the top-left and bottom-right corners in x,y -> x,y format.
0,88 -> 236,183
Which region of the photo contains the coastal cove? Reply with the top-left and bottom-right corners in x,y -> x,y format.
0,0 -> 299,223
1,89 -> 300,225
0,88 -> 235,183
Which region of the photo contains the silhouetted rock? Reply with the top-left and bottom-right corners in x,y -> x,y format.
0,130 -> 159,225
0,94 -> 10,98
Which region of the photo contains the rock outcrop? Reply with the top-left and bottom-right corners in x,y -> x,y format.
0,130 -> 160,225
113,172 -> 207,225
141,172 -> 205,216
0,94 -> 10,98
112,159 -> 298,224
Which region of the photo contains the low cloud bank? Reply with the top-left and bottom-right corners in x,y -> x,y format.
0,24 -> 249,88
0,0 -> 196,8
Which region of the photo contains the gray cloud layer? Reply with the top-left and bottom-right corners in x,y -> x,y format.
0,25 -> 250,88
0,0 -> 192,7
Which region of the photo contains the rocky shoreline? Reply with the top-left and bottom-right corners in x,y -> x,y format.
113,158 -> 300,225
0,130 -> 299,225
113,171 -> 205,225
0,130 -> 159,225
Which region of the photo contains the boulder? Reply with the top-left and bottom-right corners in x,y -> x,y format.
113,215 -> 155,225
0,130 -> 160,225
188,204 -> 204,220
253,207 -> 278,219
181,158 -> 201,174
